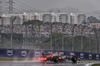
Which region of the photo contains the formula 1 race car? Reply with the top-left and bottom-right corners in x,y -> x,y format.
40,52 -> 80,63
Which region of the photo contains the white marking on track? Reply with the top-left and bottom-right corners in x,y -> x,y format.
85,63 -> 94,66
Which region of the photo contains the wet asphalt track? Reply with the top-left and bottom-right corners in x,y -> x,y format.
0,61 -> 99,66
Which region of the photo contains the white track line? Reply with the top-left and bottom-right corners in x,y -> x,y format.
85,63 -> 94,66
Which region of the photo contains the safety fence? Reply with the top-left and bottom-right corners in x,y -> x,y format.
0,49 -> 100,60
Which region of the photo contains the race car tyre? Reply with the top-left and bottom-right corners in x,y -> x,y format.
71,56 -> 77,63
53,56 -> 59,63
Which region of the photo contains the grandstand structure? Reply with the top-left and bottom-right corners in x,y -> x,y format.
0,12 -> 99,38
0,20 -> 100,37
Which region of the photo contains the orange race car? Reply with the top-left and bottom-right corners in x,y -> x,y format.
40,52 -> 80,63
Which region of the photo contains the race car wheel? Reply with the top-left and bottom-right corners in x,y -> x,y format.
53,56 -> 59,63
71,56 -> 77,63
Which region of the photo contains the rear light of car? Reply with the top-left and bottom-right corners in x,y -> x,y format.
40,57 -> 47,61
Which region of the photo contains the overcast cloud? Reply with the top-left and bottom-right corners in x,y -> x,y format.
15,0 -> 100,11
1,0 -> 100,13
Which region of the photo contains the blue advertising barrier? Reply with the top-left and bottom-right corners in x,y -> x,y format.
0,49 -> 100,60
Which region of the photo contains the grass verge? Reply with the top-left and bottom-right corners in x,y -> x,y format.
80,59 -> 100,61
92,64 -> 100,66
0,57 -> 40,61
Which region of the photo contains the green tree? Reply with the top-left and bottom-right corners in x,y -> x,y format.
87,16 -> 99,23
82,20 -> 87,24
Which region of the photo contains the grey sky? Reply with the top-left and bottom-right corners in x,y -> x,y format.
1,0 -> 100,13
15,0 -> 100,11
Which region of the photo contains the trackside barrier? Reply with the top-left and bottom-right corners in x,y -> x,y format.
0,49 -> 100,60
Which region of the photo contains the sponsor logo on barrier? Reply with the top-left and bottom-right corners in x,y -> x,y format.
21,51 -> 27,56
89,54 -> 92,59
70,52 -> 75,56
48,52 -> 53,54
96,55 -> 99,59
34,51 -> 40,56
7,50 -> 13,56
59,52 -> 64,55
80,53 -> 84,58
